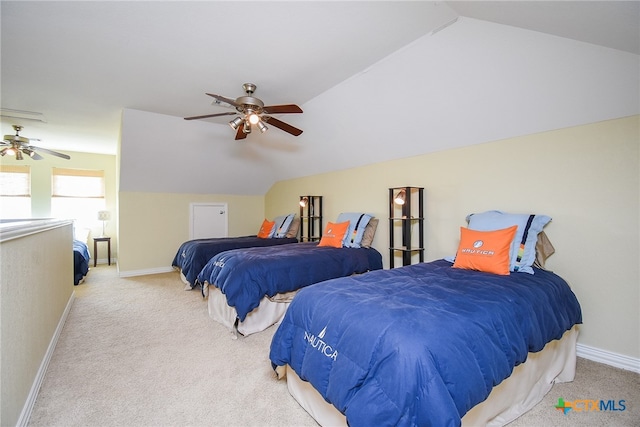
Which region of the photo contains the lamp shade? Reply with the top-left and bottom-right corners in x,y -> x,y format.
97,210 -> 111,221
394,189 -> 406,205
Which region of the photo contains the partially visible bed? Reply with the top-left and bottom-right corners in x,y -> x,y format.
73,228 -> 91,285
172,214 -> 299,288
200,214 -> 382,337
269,211 -> 583,426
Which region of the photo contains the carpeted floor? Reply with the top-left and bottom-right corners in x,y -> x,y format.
27,265 -> 639,426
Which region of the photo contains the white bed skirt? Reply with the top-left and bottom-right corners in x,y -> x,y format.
207,286 -> 290,337
283,325 -> 579,426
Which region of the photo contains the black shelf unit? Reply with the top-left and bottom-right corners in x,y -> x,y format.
389,187 -> 424,268
299,195 -> 323,242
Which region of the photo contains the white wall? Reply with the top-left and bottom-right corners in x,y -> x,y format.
269,17 -> 639,181
118,108 -> 282,195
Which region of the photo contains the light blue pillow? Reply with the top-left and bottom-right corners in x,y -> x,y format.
336,213 -> 373,248
270,213 -> 295,238
466,210 -> 551,274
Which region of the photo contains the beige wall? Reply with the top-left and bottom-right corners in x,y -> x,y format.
0,151 -> 118,261
117,192 -> 267,274
1,220 -> 75,427
266,115 -> 640,360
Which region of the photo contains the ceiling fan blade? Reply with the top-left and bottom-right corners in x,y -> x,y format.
30,146 -> 71,160
206,93 -> 240,108
4,135 -> 30,144
29,151 -> 44,160
184,112 -> 238,121
262,116 -> 303,136
235,125 -> 247,140
263,104 -> 303,114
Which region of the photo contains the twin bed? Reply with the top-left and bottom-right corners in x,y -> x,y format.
174,213 -> 382,337
269,259 -> 581,426
172,235 -> 298,288
172,214 -> 299,288
268,211 -> 583,426
199,242 -> 383,336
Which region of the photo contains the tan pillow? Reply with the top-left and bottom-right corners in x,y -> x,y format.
286,216 -> 300,239
534,230 -> 555,269
360,218 -> 378,248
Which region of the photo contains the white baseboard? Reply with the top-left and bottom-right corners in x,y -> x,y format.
118,266 -> 174,277
577,343 -> 640,373
17,291 -> 76,427
94,257 -> 116,266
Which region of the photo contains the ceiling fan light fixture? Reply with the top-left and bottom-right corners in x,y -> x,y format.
243,120 -> 251,134
229,116 -> 243,130
248,113 -> 260,125
257,120 -> 268,133
15,150 -> 23,160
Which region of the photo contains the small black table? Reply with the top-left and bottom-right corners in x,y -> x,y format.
93,236 -> 111,267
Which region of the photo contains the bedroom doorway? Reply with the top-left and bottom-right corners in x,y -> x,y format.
190,203 -> 228,239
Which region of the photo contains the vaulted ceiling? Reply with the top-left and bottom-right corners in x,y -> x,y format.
2,1 -> 638,193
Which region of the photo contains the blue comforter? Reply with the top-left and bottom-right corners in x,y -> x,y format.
73,239 -> 90,285
197,242 -> 383,321
269,259 -> 582,427
172,235 -> 298,287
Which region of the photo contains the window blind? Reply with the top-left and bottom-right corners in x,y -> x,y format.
0,165 -> 31,197
52,167 -> 105,198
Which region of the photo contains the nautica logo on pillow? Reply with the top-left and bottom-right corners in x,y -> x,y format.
304,325 -> 338,361
461,240 -> 495,256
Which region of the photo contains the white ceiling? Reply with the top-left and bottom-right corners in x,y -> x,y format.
1,1 -> 639,163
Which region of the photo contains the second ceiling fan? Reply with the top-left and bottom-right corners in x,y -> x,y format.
184,83 -> 303,140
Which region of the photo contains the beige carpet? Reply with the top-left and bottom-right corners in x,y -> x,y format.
28,265 -> 639,427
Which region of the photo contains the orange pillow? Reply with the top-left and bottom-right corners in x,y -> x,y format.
257,219 -> 275,239
318,221 -> 350,248
453,225 -> 517,275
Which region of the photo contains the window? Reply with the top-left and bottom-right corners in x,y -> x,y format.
0,165 -> 31,218
51,168 -> 105,228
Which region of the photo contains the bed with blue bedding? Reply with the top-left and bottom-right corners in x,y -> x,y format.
269,259 -> 582,426
199,242 -> 383,336
73,239 -> 90,285
172,235 -> 298,288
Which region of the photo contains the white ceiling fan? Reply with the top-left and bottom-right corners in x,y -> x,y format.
1,125 -> 70,160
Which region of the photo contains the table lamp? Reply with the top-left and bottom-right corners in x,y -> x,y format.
97,210 -> 110,237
